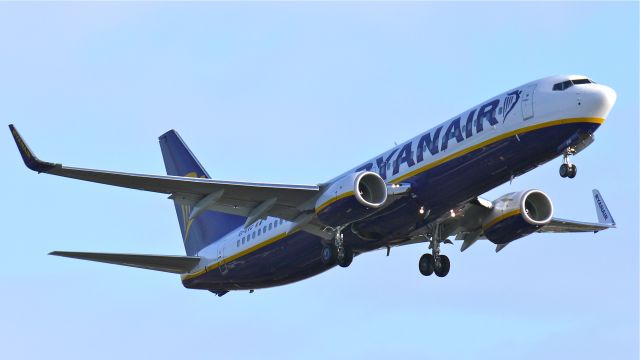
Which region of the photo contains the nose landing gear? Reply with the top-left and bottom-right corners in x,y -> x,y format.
559,147 -> 577,179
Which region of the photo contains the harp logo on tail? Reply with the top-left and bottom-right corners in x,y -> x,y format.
503,90 -> 521,122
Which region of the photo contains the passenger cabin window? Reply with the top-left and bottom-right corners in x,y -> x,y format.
268,223 -> 273,230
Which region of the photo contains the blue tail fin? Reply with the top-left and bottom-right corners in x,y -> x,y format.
159,130 -> 245,256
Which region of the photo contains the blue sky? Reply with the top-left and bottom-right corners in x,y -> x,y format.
0,2 -> 637,359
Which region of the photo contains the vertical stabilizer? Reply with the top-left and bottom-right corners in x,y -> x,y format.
159,130 -> 245,256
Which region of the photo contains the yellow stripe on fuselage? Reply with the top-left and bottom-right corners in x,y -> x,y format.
390,117 -> 604,184
181,230 -> 300,281
315,191 -> 355,214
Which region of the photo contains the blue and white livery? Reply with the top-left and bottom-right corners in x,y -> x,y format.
10,75 -> 617,296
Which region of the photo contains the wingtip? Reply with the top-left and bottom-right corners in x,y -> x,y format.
9,125 -> 59,173
592,189 -> 615,226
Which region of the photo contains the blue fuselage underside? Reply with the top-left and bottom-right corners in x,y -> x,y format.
182,121 -> 599,291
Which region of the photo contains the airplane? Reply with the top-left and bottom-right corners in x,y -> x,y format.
9,74 -> 617,297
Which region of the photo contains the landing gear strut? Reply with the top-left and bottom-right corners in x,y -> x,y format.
559,147 -> 577,179
418,224 -> 451,277
320,227 -> 353,268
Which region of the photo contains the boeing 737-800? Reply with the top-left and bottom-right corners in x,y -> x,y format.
10,75 -> 617,296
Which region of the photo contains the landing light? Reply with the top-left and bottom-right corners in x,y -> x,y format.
450,209 -> 456,218
419,206 -> 425,215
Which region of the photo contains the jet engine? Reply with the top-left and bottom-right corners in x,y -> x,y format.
315,171 -> 388,227
482,189 -> 554,244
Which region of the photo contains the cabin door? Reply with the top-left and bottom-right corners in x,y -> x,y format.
521,85 -> 536,120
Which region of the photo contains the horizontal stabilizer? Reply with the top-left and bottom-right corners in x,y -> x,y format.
49,251 -> 201,274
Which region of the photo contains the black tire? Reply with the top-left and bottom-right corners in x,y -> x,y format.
338,246 -> 354,268
568,164 -> 577,179
559,164 -> 569,178
320,245 -> 336,265
434,255 -> 450,277
419,254 -> 435,276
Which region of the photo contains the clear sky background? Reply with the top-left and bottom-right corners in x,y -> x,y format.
0,2 -> 637,359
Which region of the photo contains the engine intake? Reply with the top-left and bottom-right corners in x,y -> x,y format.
354,172 -> 387,208
482,189 -> 553,244
522,191 -> 554,225
315,171 -> 388,227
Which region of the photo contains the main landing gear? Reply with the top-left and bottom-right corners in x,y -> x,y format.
559,147 -> 577,179
418,225 -> 451,277
320,227 -> 354,268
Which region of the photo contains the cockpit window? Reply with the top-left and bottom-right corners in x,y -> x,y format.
553,78 -> 594,91
572,78 -> 592,85
553,80 -> 573,91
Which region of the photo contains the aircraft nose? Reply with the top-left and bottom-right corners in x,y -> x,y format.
580,84 -> 617,118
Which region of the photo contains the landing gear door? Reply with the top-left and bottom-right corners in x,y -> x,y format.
521,85 -> 536,120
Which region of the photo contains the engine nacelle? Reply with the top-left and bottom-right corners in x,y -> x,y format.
482,189 -> 554,244
315,171 -> 388,227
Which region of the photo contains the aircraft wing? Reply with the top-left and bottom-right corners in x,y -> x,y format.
399,189 -> 615,252
9,125 -> 320,223
50,251 -> 201,274
537,218 -> 614,233
537,190 -> 616,233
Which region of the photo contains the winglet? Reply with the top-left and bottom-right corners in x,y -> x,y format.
8,124 -> 59,173
592,189 -> 615,226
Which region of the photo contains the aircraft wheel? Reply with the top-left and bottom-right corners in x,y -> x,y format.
559,164 -> 569,178
320,245 -> 336,265
338,246 -> 354,268
567,164 -> 577,178
434,255 -> 450,277
419,253 -> 435,276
